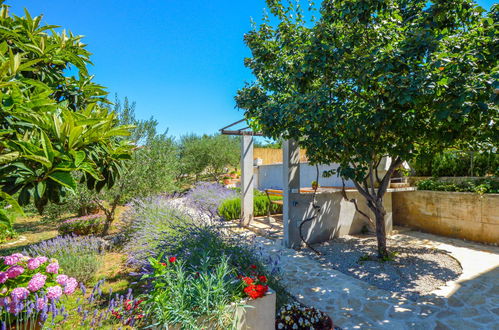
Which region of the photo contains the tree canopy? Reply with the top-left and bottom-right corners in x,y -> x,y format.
0,3 -> 134,216
236,0 -> 498,257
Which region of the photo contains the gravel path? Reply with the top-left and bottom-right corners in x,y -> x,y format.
304,235 -> 462,301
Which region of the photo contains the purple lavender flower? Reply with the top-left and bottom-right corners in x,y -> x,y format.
10,287 -> 30,300
28,273 -> 47,292
46,286 -> 63,300
6,265 -> 24,278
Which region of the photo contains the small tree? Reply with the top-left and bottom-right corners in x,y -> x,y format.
236,0 -> 498,258
179,134 -> 240,182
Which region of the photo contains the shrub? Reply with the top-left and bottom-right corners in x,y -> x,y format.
58,214 -> 105,236
24,236 -> 105,284
0,252 -> 78,328
218,195 -> 283,220
121,196 -> 197,268
184,182 -> 237,219
416,178 -> 499,194
141,255 -> 244,328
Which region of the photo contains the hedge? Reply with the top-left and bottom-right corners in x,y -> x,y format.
416,178 -> 499,194
218,195 -> 283,220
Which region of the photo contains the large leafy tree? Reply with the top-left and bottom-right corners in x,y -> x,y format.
236,0 -> 498,257
0,3 -> 134,220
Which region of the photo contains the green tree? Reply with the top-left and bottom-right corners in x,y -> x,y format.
0,4 -> 134,220
179,134 -> 240,182
236,0 -> 498,258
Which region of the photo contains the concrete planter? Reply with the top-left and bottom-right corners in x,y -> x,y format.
170,289 -> 276,330
235,289 -> 276,330
393,190 -> 499,245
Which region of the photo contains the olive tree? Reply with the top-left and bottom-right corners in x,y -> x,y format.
236,0 -> 498,258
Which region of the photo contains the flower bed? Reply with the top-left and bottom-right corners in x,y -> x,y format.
58,214 -> 105,235
0,253 -> 78,328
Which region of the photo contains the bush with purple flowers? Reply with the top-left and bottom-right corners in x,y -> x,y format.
24,235 -> 105,284
184,182 -> 237,220
0,253 -> 78,328
58,214 -> 105,236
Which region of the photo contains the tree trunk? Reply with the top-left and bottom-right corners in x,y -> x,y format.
101,215 -> 114,236
373,204 -> 388,259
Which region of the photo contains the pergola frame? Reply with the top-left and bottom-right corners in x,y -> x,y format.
220,120 -> 301,248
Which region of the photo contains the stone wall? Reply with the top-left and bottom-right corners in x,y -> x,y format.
393,190 -> 499,245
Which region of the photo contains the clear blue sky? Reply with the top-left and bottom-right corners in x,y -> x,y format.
7,0 -> 496,138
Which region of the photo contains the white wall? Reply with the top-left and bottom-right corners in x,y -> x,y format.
255,162 -> 355,190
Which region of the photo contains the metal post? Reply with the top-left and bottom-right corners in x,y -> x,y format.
283,139 -> 301,248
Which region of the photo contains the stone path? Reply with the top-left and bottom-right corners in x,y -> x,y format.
238,227 -> 499,329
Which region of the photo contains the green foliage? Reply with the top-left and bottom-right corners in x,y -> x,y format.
0,206 -> 18,243
416,178 -> 499,194
218,195 -> 283,221
142,256 -> 243,329
0,4 -> 134,213
412,150 -> 499,177
235,0 -> 498,257
179,134 -> 240,182
58,214 -> 105,236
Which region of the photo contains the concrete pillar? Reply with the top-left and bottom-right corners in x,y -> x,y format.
283,139 -> 301,248
241,135 -> 254,226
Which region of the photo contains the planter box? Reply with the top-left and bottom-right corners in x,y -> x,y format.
393,190 -> 499,245
235,289 -> 276,330
170,289 -> 276,330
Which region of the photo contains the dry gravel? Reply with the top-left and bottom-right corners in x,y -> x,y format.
304,235 -> 462,301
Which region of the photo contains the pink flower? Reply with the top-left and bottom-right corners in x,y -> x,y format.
27,258 -> 41,270
36,298 -> 46,311
45,262 -> 59,274
46,286 -> 62,300
36,256 -> 48,264
6,266 -> 24,279
10,287 -> 30,300
0,272 -> 7,284
3,255 -> 21,266
56,274 -> 69,286
27,273 -> 47,292
63,277 -> 78,295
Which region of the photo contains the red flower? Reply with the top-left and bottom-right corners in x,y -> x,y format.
243,284 -> 268,299
160,262 -> 167,267
124,299 -> 132,311
169,256 -> 177,263
250,265 -> 257,269
242,277 -> 254,285
258,275 -> 267,283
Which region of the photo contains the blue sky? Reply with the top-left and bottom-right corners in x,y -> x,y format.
7,0 -> 496,138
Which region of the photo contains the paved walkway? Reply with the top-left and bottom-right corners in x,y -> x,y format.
239,226 -> 499,329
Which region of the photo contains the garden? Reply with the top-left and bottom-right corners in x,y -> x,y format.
1,0 -> 498,329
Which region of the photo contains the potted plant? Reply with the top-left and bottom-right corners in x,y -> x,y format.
230,170 -> 238,179
222,176 -> 231,185
311,180 -> 319,190
276,303 -> 333,330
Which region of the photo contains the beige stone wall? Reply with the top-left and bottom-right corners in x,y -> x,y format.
393,190 -> 499,245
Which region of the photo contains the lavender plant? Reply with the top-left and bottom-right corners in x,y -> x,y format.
24,235 -> 106,284
184,182 -> 237,220
120,196 -> 197,268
